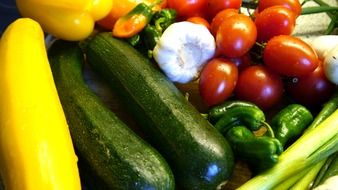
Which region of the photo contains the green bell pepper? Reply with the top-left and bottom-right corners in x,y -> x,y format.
213,102 -> 269,134
208,100 -> 258,124
225,126 -> 283,173
271,104 -> 313,148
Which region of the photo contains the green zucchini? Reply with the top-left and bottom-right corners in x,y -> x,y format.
48,40 -> 175,190
86,33 -> 235,190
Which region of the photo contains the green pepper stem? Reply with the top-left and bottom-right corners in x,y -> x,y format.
261,121 -> 275,138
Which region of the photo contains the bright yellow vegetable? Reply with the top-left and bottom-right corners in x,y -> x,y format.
0,18 -> 81,190
15,0 -> 113,41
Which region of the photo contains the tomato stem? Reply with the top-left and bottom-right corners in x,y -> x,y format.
324,18 -> 336,34
301,0 -> 338,34
301,6 -> 338,15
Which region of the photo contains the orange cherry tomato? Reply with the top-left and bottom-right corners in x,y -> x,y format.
199,58 -> 238,107
210,8 -> 238,36
186,16 -> 211,30
207,0 -> 242,20
235,65 -> 284,110
263,35 -> 319,77
258,0 -> 301,17
255,6 -> 296,42
167,0 -> 208,19
216,14 -> 257,58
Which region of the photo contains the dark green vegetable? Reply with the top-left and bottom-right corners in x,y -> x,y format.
150,8 -> 177,32
86,33 -> 235,190
289,92 -> 338,189
213,104 -> 268,134
139,25 -> 162,57
271,104 -> 313,147
225,126 -> 283,173
129,8 -> 176,57
306,91 -> 338,132
49,40 -> 175,190
208,100 -> 258,124
312,153 -> 338,188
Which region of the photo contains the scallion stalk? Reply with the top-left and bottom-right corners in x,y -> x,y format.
237,109 -> 338,190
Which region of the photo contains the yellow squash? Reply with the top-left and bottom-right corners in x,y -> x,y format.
16,0 -> 113,41
0,18 -> 81,190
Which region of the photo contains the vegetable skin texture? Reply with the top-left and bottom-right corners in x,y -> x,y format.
238,107 -> 338,190
271,104 -> 313,147
225,126 -> 283,173
49,40 -> 175,190
0,18 -> 81,190
208,100 -> 257,124
86,33 -> 234,190
113,3 -> 153,38
16,0 -> 112,41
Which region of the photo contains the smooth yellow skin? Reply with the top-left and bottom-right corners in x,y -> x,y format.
0,18 -> 81,190
15,0 -> 113,41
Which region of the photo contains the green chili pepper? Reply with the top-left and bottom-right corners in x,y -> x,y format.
225,125 -> 283,173
214,104 -> 268,134
208,100 -> 258,124
127,8 -> 177,58
271,104 -> 313,148
151,9 -> 177,32
137,25 -> 162,57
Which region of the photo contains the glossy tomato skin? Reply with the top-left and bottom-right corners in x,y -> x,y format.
210,8 -> 238,36
264,35 -> 319,77
255,6 -> 296,42
235,65 -> 284,110
286,62 -> 335,107
216,14 -> 257,58
186,16 -> 211,30
228,53 -> 252,71
168,0 -> 208,19
199,58 -> 238,107
258,0 -> 301,17
207,0 -> 242,20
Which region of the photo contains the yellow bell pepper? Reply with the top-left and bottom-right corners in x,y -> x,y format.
15,0 -> 113,41
0,18 -> 81,190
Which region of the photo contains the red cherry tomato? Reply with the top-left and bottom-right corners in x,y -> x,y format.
216,14 -> 257,58
228,53 -> 252,71
263,35 -> 319,77
286,61 -> 335,107
235,65 -> 284,110
186,16 -> 211,30
210,8 -> 238,36
255,6 -> 296,42
207,0 -> 242,20
168,0 -> 208,19
258,0 -> 302,17
199,58 -> 238,106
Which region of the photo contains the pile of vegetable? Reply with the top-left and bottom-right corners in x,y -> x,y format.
0,0 -> 337,189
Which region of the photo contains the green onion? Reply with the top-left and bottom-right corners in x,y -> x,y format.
237,109 -> 338,190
